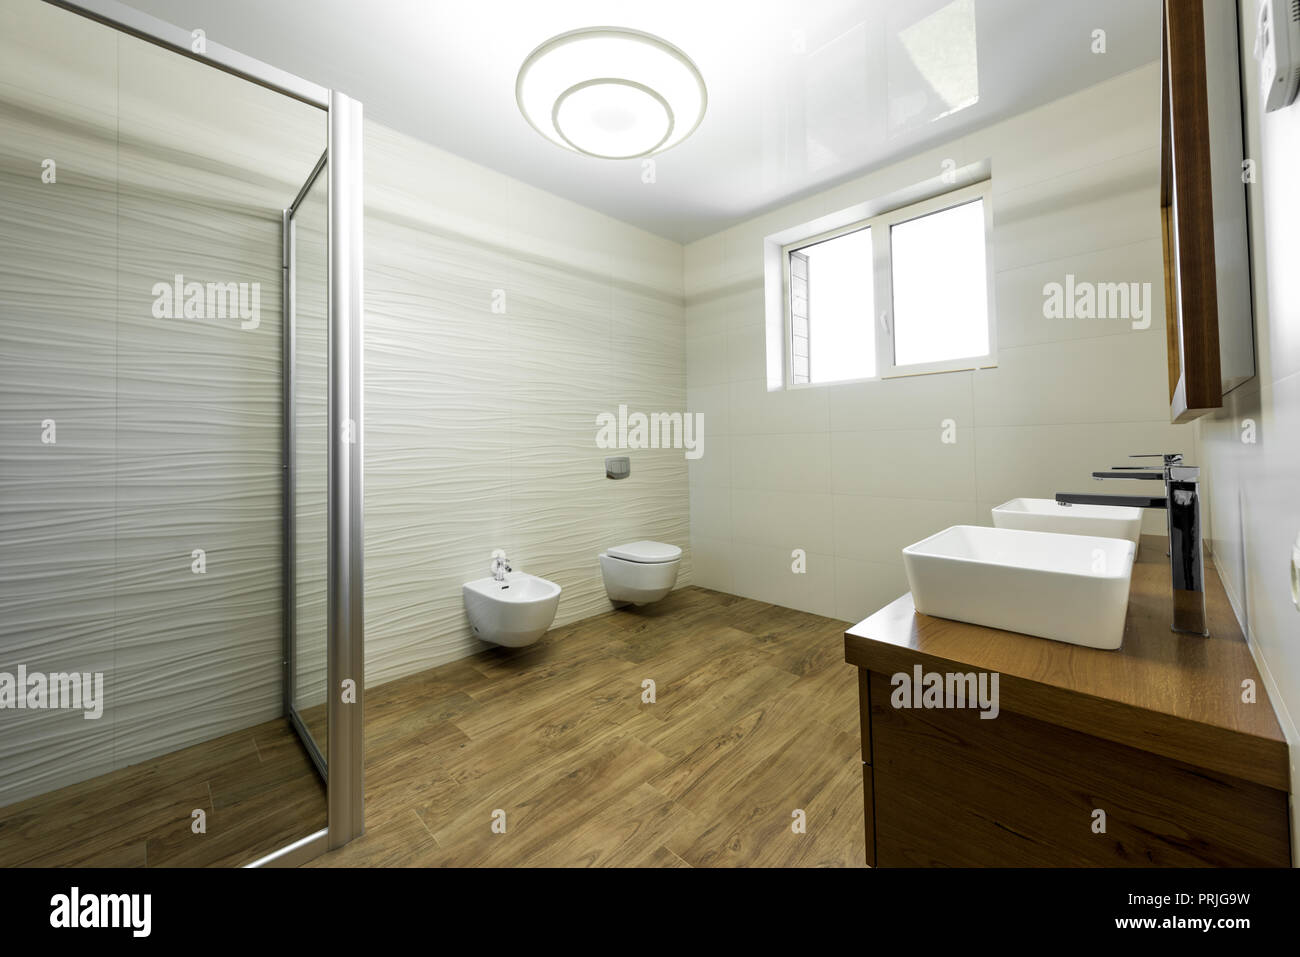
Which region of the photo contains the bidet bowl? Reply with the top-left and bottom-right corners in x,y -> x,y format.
463,572 -> 561,647
992,497 -> 1143,546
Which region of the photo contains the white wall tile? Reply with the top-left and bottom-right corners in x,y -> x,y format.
991,148 -> 1161,273
683,232 -> 726,301
827,370 -> 973,433
730,433 -> 832,493
834,557 -> 910,625
685,65 -> 1179,635
689,485 -> 732,542
730,543 -> 838,619
731,489 -> 834,554
833,495 -> 978,564
729,377 -> 830,435
1199,11 -> 1300,847
687,382 -> 731,437
726,321 -> 769,383
831,429 -> 977,501
990,65 -> 1161,195
688,535 -> 735,593
973,331 -> 1172,428
686,331 -> 731,387
994,238 -> 1165,350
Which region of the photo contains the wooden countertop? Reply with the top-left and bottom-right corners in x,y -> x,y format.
844,536 -> 1290,791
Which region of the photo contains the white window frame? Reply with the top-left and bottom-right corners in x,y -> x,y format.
780,179 -> 996,389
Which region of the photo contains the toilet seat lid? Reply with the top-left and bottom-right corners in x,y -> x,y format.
607,540 -> 682,563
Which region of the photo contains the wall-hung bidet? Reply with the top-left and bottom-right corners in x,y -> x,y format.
599,540 -> 681,606
463,552 -> 561,647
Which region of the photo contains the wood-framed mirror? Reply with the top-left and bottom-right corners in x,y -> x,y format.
1160,0 -> 1255,424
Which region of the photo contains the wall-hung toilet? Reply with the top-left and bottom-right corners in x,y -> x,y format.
599,540 -> 681,606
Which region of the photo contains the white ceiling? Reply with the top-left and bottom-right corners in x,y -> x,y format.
120,0 -> 1161,242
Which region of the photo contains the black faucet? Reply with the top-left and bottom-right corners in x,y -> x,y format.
1056,453 -> 1207,637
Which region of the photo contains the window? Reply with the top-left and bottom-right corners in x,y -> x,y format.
789,227 -> 874,385
780,180 -> 994,386
891,198 -> 989,366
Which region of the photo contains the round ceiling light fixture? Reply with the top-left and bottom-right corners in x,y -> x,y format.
516,27 -> 707,160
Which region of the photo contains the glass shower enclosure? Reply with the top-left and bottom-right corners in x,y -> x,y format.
0,0 -> 364,867
285,153 -> 330,776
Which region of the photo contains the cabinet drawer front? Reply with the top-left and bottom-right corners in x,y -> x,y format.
868,672 -> 1290,867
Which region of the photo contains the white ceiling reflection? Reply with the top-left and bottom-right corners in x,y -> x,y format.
120,0 -> 1161,241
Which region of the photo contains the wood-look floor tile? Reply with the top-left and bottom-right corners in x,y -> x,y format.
147,781 -> 325,867
0,720 -> 325,868
513,782 -> 689,868
316,586 -> 863,868
664,728 -> 863,867
416,736 -> 670,867
6,587 -> 862,868
634,843 -> 693,867
304,807 -> 439,868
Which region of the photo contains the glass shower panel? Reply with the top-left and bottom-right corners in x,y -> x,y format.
113,32 -> 290,771
290,163 -> 329,765
0,0 -> 327,867
0,0 -> 121,818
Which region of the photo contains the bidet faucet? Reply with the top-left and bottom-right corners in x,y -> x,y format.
1055,453 -> 1207,637
491,550 -> 512,583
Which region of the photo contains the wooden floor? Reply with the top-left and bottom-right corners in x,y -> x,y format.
0,715 -> 326,867
0,586 -> 865,868
310,586 -> 867,867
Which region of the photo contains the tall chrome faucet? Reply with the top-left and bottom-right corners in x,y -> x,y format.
1056,453 -> 1207,637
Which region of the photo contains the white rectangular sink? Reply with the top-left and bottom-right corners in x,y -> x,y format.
902,525 -> 1137,649
992,497 -> 1143,546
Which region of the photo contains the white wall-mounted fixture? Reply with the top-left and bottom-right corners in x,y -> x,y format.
599,541 -> 682,606
515,27 -> 706,159
1254,0 -> 1300,112
464,572 -> 561,647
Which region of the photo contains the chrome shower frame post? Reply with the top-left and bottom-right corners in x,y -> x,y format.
282,206 -> 296,729
326,90 -> 365,848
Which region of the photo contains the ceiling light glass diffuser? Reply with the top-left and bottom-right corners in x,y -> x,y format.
516,27 -> 707,159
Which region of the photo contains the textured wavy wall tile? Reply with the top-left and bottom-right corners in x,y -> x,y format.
362,121 -> 690,684
0,9 -> 120,806
0,0 -> 323,807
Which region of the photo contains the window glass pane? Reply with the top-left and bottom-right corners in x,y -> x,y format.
890,198 -> 988,366
791,227 -> 874,385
